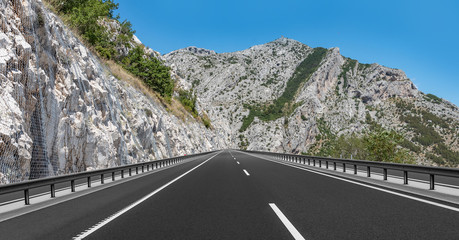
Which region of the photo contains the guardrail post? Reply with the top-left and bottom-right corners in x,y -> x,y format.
88,176 -> 91,187
51,184 -> 56,198
112,172 -> 115,181
403,171 -> 408,184
121,170 -> 124,178
430,174 -> 435,190
142,166 -> 144,173
367,167 -> 371,177
343,163 -> 346,172
319,160 -> 322,168
333,162 -> 336,170
326,161 -> 329,169
308,159 -> 310,165
101,174 -> 104,184
383,168 -> 387,180
71,180 -> 75,192
313,159 -> 316,166
147,165 -> 150,171
354,165 -> 357,174
129,168 -> 132,176
136,167 -> 138,174
24,189 -> 30,205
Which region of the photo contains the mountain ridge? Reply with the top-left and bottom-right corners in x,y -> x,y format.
164,37 -> 459,166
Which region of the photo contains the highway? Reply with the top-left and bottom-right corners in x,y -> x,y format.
1,150 -> 459,239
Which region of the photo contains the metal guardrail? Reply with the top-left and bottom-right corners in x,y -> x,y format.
0,151 -> 215,205
245,150 -> 459,190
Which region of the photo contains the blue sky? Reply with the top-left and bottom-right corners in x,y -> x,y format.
115,0 -> 459,106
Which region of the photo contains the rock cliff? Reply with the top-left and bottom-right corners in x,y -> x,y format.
0,0 -> 226,184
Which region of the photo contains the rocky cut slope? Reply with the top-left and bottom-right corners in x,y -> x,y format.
165,38 -> 459,167
0,0 -> 226,184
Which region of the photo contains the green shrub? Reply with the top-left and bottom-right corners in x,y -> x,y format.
424,93 -> 442,104
310,126 -> 414,164
122,46 -> 174,97
426,153 -> 445,165
363,129 -> 414,164
338,58 -> 357,88
202,117 -> 211,129
400,139 -> 421,153
178,89 -> 198,117
400,114 -> 442,146
434,143 -> 459,165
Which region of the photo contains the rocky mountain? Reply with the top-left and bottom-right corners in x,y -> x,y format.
1,0 -> 458,184
164,38 -> 459,166
0,0 -> 226,184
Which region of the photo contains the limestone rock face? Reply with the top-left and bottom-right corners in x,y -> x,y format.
0,0 -> 227,184
165,37 -> 459,166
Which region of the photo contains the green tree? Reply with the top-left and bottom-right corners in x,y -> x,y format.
364,128 -> 414,164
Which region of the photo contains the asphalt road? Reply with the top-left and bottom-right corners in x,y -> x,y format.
1,150 -> 459,240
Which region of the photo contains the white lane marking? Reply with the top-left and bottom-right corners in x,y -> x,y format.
237,161 -> 240,165
269,203 -> 305,240
243,169 -> 250,176
241,152 -> 459,213
73,152 -> 221,239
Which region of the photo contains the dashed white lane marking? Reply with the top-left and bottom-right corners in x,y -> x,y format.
269,203 -> 305,240
73,152 -> 221,239
243,169 -> 250,176
237,161 -> 240,165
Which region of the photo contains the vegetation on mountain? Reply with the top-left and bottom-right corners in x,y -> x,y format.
434,143 -> 459,166
240,47 -> 327,132
47,0 -> 174,98
178,89 -> 198,117
121,46 -> 173,97
306,125 -> 414,164
338,58 -> 357,89
424,93 -> 442,104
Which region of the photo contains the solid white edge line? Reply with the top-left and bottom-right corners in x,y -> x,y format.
243,169 -> 250,176
269,203 -> 306,240
73,152 -> 221,239
239,151 -> 459,213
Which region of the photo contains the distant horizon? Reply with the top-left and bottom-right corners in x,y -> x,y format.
115,0 -> 459,107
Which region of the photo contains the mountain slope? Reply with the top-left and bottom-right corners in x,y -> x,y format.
0,0 -> 226,184
165,38 -> 459,166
